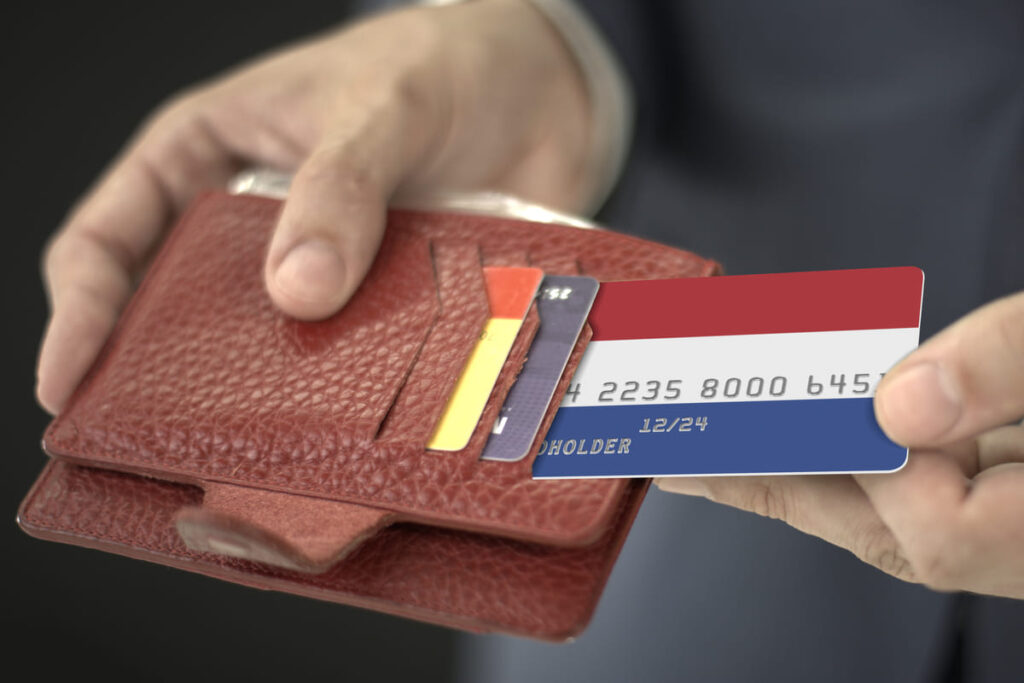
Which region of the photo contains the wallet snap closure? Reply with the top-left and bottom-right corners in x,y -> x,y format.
174,483 -> 394,573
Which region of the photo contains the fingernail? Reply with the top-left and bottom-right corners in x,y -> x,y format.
274,240 -> 347,310
654,477 -> 709,497
876,362 -> 961,444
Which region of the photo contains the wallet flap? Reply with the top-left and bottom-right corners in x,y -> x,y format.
19,460 -> 648,640
175,483 -> 393,573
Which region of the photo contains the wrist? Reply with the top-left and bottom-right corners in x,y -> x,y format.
524,0 -> 631,215
421,0 -> 632,216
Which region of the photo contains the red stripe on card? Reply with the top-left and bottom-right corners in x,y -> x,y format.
589,267 -> 923,340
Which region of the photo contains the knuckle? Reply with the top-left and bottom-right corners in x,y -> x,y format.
377,10 -> 445,61
159,88 -> 205,119
876,549 -> 916,582
40,231 -> 65,279
706,480 -> 792,522
909,541 -> 965,591
992,299 -> 1024,357
334,158 -> 377,197
386,66 -> 439,116
855,526 -> 917,582
41,229 -> 135,303
747,481 -> 790,521
343,11 -> 446,97
142,87 -> 209,135
41,230 -> 85,284
300,144 -> 380,201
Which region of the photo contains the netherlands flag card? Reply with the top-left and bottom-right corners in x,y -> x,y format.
531,267 -> 924,479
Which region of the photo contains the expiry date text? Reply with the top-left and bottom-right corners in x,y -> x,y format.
638,416 -> 709,434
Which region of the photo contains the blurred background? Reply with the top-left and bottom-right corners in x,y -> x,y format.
2,3 -> 457,680
6,2 -> 1024,681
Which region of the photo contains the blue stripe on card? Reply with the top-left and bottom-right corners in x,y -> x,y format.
531,398 -> 907,478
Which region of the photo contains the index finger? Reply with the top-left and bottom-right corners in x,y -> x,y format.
37,96 -> 238,413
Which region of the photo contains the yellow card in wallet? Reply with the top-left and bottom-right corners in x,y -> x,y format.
428,266 -> 543,451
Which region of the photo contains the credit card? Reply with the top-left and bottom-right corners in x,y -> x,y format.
481,275 -> 599,462
428,266 -> 543,451
532,267 -> 924,478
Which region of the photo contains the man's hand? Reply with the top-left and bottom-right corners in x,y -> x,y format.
37,0 -> 590,414
658,291 -> 1024,598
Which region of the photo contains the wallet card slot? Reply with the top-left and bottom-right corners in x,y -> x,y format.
43,210 -> 440,478
448,301 -> 541,462
527,251 -> 581,275
376,242 -> 489,444
521,322 -> 593,468
481,245 -> 530,267
576,241 -> 723,281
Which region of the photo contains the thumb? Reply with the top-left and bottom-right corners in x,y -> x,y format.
264,85 -> 445,320
875,291 -> 1024,447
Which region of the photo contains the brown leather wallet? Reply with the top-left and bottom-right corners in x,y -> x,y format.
18,191 -> 719,640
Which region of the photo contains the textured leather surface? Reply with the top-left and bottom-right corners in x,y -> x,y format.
377,242 -> 488,444
19,460 -> 647,640
43,193 -> 717,545
174,485 -> 395,573
22,191 -> 720,638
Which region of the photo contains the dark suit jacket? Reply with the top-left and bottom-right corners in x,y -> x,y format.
459,2 -> 1024,681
